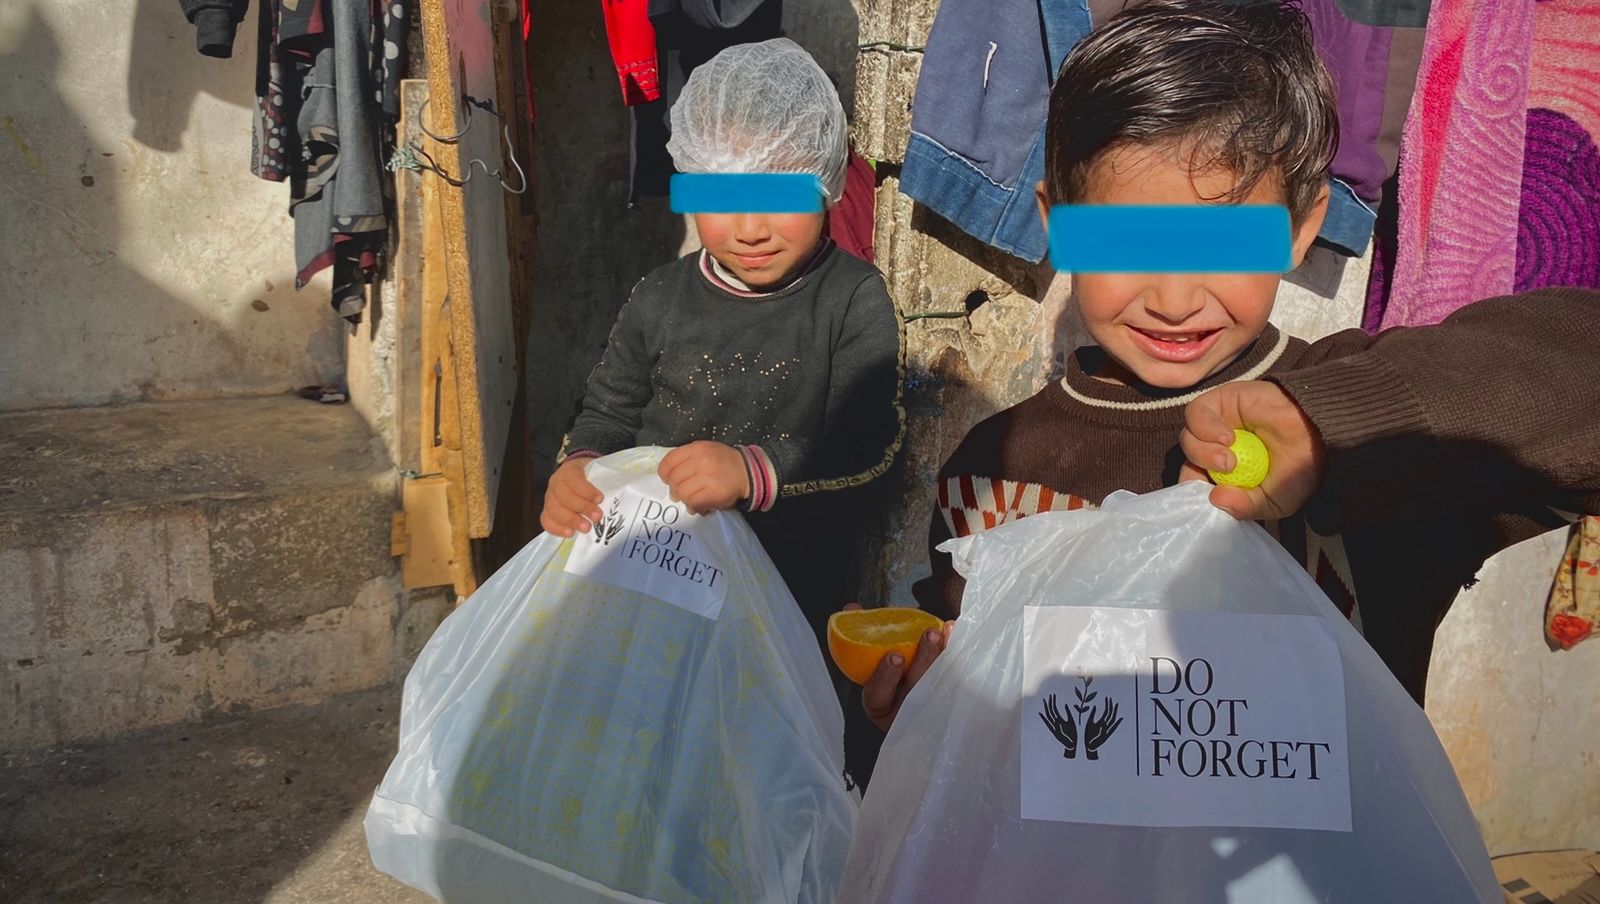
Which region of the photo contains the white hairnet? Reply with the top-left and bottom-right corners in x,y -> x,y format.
667,38 -> 849,206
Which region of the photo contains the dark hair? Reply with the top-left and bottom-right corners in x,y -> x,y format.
1044,0 -> 1339,224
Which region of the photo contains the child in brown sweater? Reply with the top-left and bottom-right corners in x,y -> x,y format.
860,0 -> 1600,738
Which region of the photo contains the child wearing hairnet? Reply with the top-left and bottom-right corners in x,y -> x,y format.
542,38 -> 905,786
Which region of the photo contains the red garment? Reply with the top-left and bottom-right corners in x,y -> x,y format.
601,0 -> 660,105
522,0 -> 536,120
829,149 -> 876,264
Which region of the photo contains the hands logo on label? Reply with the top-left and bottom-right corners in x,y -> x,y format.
1038,675 -> 1123,761
1021,607 -> 1351,831
591,498 -> 626,546
565,484 -> 729,620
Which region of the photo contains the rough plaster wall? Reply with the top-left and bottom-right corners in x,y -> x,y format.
855,0 -> 1596,854
346,271 -> 402,467
1427,531 -> 1600,856
0,0 -> 342,412
526,1 -> 862,488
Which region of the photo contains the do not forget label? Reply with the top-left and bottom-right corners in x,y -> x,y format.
1020,607 -> 1351,832
563,475 -> 728,621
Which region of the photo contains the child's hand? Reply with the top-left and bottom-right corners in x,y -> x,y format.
853,603 -> 955,733
1179,380 -> 1325,521
659,441 -> 750,514
540,457 -> 605,538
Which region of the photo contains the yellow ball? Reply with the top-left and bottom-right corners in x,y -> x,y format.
1208,429 -> 1270,489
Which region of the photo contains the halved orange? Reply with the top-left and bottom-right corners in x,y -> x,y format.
827,607 -> 945,686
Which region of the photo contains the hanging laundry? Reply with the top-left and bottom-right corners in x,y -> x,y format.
896,0 -> 1090,263
521,0 -> 536,122
627,0 -> 782,202
602,0 -> 660,105
179,0 -> 409,324
1369,1 -> 1597,315
1298,0 -> 1428,256
179,0 -> 251,58
900,0 -> 1425,264
257,0 -> 410,323
829,148 -> 877,264
1548,518 -> 1600,651
1371,0 -> 1536,329
1514,1 -> 1600,293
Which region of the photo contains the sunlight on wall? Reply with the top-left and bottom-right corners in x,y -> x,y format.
0,0 -> 340,411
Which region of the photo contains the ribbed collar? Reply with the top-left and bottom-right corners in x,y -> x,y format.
1048,326 -> 1290,428
698,238 -> 836,299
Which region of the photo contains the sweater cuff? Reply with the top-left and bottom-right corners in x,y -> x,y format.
193,8 -> 240,58
1267,351 -> 1449,532
738,445 -> 779,513
557,448 -> 602,466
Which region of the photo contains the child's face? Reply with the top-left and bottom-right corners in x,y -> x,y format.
1039,144 -> 1327,389
695,212 -> 827,290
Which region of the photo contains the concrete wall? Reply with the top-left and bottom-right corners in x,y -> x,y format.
1429,532 -> 1600,856
0,0 -> 343,412
0,397 -> 449,750
0,1 -> 442,749
855,0 -> 1599,855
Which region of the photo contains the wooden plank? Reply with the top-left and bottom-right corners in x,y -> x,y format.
418,0 -> 521,539
393,79 -> 430,476
398,476 -> 456,589
419,162 -> 478,599
478,0 -> 541,572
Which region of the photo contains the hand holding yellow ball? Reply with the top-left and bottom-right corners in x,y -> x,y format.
1208,429 -> 1270,489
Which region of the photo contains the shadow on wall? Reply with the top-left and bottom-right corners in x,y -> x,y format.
786,0 -> 861,114
128,0 -> 257,151
0,0 -> 340,411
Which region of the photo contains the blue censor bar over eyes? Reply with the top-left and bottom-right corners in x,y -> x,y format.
669,173 -> 825,214
1048,205 -> 1293,273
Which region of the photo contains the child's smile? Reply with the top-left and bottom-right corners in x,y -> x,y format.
695,211 -> 827,291
1127,326 -> 1225,365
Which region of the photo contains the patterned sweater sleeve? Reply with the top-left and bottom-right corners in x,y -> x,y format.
1271,287 -> 1600,539
911,503 -> 966,622
909,415 -> 1011,620
752,274 -> 905,506
559,284 -> 661,461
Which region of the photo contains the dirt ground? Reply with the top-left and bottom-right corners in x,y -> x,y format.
0,685 -> 432,903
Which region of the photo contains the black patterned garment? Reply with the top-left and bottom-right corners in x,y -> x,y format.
180,0 -> 409,323
559,240 -> 904,510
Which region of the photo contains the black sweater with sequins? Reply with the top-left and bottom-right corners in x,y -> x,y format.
562,241 -> 905,505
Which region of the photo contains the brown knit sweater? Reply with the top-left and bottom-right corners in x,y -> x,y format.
914,288 -> 1600,703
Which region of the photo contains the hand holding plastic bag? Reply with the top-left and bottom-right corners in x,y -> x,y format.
842,482 -> 1499,903
366,448 -> 858,904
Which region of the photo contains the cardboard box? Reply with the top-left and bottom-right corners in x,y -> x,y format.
1495,850 -> 1600,904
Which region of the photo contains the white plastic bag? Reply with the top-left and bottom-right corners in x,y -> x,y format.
841,482 -> 1498,903
366,448 -> 858,904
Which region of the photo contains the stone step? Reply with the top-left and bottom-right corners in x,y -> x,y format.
0,397 -> 449,750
